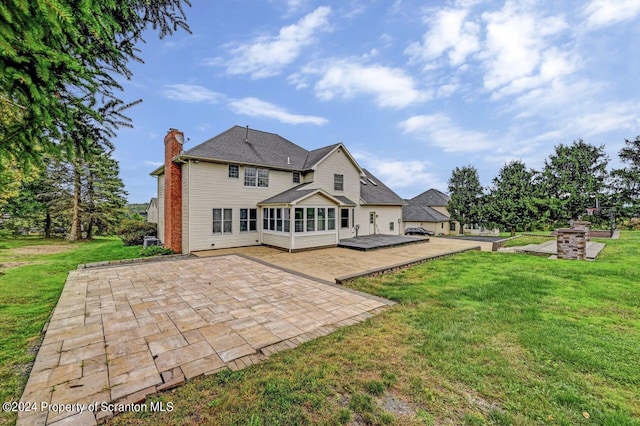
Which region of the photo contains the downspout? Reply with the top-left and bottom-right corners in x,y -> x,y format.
188,159 -> 192,254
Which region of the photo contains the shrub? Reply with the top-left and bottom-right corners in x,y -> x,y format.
116,220 -> 156,246
139,246 -> 174,257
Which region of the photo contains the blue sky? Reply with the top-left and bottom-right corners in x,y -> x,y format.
113,0 -> 640,203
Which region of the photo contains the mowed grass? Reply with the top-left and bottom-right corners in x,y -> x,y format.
0,237 -> 141,426
111,232 -> 640,426
501,233 -> 556,248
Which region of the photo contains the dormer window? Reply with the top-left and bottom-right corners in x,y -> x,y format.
293,172 -> 301,183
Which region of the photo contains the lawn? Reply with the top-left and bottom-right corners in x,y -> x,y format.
107,232 -> 639,425
0,237 -> 142,426
1,234 -> 638,425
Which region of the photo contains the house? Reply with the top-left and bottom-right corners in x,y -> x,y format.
403,188 -> 498,236
146,198 -> 158,223
151,126 -> 405,254
402,188 -> 459,235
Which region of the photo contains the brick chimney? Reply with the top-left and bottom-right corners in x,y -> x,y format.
164,128 -> 184,254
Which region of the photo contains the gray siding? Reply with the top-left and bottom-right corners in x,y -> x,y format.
157,175 -> 165,243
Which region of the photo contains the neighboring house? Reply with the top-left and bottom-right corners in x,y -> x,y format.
403,188 -> 498,236
151,126 -> 405,254
146,198 -> 158,223
403,188 -> 459,235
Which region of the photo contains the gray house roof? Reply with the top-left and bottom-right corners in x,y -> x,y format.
360,169 -> 406,206
408,188 -> 450,206
259,183 -> 351,206
402,204 -> 449,222
182,126 -> 310,170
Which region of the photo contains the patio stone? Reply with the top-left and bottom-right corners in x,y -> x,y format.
19,254 -> 393,425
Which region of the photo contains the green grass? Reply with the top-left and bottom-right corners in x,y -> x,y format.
109,232 -> 640,425
0,237 -> 141,426
501,233 -> 556,248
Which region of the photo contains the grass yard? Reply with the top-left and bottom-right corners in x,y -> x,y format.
108,232 -> 640,426
0,237 -> 142,426
501,234 -> 556,248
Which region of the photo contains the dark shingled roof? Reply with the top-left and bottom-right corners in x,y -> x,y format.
408,188 -> 450,206
303,143 -> 341,169
182,126 -> 309,170
360,169 -> 406,206
402,204 -> 449,222
258,184 -> 317,204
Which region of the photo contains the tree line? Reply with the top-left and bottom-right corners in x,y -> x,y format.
0,0 -> 191,240
447,137 -> 640,236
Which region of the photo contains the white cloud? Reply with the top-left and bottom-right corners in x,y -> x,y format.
312,59 -> 430,108
480,2 -> 571,95
405,7 -> 480,67
144,160 -> 163,167
229,97 -> 328,125
221,6 -> 331,78
163,84 -> 226,103
354,152 -> 445,191
399,114 -> 494,153
584,0 -> 640,29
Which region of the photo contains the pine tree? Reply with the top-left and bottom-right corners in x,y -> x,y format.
447,166 -> 484,234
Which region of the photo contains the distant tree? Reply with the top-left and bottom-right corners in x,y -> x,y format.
83,152 -> 128,239
485,161 -> 538,236
447,166 -> 484,234
540,140 -> 609,224
610,136 -> 640,218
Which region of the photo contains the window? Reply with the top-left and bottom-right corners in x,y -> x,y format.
258,169 -> 269,187
389,222 -> 394,231
306,208 -> 315,232
263,208 -> 291,233
328,208 -> 335,230
244,167 -> 269,187
334,174 -> 344,191
240,208 -> 257,232
317,208 -> 326,231
244,168 -> 256,187
292,172 -> 301,183
340,208 -> 350,228
213,208 -> 232,234
228,164 -> 239,178
295,208 -> 304,232
369,212 -> 375,224
450,222 -> 456,231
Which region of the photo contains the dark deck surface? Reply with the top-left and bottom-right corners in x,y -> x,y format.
338,234 -> 428,251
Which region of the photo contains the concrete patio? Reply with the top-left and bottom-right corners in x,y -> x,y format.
18,255 -> 392,425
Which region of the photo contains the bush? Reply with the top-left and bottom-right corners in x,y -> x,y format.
116,220 -> 156,246
139,246 -> 174,257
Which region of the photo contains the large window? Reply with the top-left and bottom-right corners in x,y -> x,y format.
213,208 -> 232,234
244,167 -> 269,187
334,174 -> 344,191
340,208 -> 349,228
240,208 -> 257,232
228,164 -> 239,178
263,208 -> 291,232
293,207 -> 336,233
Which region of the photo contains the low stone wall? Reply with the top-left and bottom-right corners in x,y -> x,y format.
556,228 -> 586,260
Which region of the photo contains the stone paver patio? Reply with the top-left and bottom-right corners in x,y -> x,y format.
18,255 -> 392,425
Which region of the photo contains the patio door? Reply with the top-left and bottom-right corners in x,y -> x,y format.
369,211 -> 377,234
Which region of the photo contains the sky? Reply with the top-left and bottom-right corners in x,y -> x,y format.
113,0 -> 640,203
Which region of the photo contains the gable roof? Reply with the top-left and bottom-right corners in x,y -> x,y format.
259,183 -> 348,205
402,204 -> 449,222
408,188 -> 450,206
182,126 -> 310,170
359,169 -> 406,206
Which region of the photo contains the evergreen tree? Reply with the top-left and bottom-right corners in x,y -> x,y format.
540,140 -> 609,224
610,136 -> 640,219
485,161 -> 537,236
1,0 -> 190,165
447,165 -> 484,234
